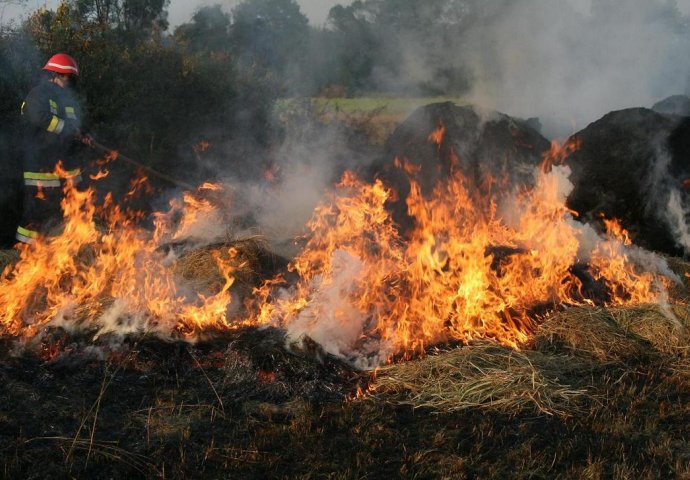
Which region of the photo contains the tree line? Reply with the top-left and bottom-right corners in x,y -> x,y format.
1,0 -> 689,194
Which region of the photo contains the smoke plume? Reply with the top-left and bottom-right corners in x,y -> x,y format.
458,0 -> 690,136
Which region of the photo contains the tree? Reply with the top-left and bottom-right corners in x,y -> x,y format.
230,0 -> 309,81
71,0 -> 169,38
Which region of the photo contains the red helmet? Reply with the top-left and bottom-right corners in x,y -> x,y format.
43,53 -> 79,76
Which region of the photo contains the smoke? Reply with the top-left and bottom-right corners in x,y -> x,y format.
644,143 -> 690,254
193,104 -> 381,258
284,249 -> 368,360
458,0 -> 690,137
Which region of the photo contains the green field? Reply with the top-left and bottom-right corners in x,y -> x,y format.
275,97 -> 468,145
309,96 -> 467,116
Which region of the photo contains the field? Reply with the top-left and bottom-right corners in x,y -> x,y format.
276,97 -> 467,146
3,246 -> 690,479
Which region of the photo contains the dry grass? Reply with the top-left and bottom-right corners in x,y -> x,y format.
371,343 -> 593,417
534,302 -> 690,361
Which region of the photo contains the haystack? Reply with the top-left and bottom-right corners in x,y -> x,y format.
565,108 -> 690,255
366,102 -> 551,235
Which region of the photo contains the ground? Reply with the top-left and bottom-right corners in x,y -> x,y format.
2,258 -> 690,479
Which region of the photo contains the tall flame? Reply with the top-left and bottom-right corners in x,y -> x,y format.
0,177 -> 243,339
0,142 -> 674,368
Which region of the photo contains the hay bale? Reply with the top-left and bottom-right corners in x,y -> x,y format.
366,102 -> 551,235
607,306 -> 690,356
565,108 -> 690,255
534,307 -> 651,362
534,304 -> 690,361
371,343 -> 592,417
652,95 -> 690,116
173,237 -> 287,297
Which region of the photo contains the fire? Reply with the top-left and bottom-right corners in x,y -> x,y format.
193,140 -> 211,153
89,169 -> 110,181
153,182 -> 229,243
262,163 -> 281,184
0,140 -> 674,367
541,138 -> 582,173
0,173 -> 245,339
254,150 -> 669,365
428,123 -> 446,147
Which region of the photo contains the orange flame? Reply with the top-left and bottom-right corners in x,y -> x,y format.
193,140 -> 211,153
253,163 -> 669,363
0,171 -> 246,339
90,169 -> 110,181
0,153 -> 673,367
34,187 -> 46,200
540,138 -> 581,173
428,123 -> 446,147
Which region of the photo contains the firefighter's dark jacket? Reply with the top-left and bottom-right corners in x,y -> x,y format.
21,79 -> 83,175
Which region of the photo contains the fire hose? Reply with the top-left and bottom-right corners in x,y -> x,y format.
88,140 -> 196,192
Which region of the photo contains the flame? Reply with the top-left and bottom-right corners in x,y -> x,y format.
153,183 -> 228,243
125,172 -> 153,199
193,140 -> 211,153
0,171 -> 246,339
254,161 -> 668,363
199,182 -> 222,191
428,123 -> 446,147
90,169 -> 110,181
95,150 -> 120,167
263,163 -> 281,184
540,138 -> 581,173
0,143 -> 674,367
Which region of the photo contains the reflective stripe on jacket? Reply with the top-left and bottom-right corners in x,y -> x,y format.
23,169 -> 82,187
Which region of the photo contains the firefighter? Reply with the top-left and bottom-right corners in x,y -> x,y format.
16,53 -> 93,244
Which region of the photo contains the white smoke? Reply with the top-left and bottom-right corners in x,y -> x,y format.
284,250 -> 367,357
643,143 -> 690,254
459,0 -> 690,137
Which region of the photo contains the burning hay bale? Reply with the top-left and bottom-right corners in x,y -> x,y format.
172,237 -> 288,298
370,343 -> 593,417
367,102 -> 551,233
565,107 -> 690,256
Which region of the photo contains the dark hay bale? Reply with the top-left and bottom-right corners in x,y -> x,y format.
172,237 -> 289,299
565,108 -> 690,255
652,95 -> 690,116
366,102 -> 551,235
